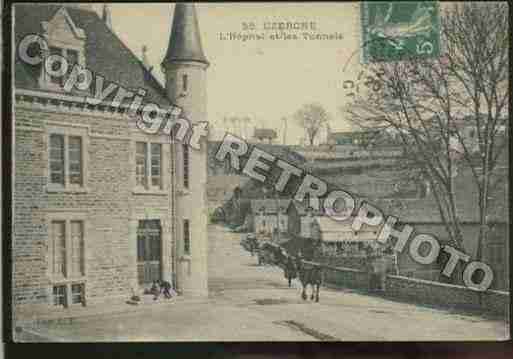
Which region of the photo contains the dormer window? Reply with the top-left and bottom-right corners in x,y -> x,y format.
48,47 -> 64,85
43,46 -> 83,89
68,48 -> 79,67
39,7 -> 87,91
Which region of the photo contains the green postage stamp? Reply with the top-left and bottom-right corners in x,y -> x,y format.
361,1 -> 441,63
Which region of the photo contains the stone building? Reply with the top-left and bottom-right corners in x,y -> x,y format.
13,3 -> 209,319
286,200 -> 324,239
248,199 -> 291,235
311,216 -> 379,257
253,128 -> 277,144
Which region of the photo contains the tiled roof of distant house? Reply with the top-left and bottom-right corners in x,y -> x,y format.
252,143 -> 306,165
14,4 -> 171,107
314,217 -> 378,242
296,147 -> 403,161
367,195 -> 507,224
250,199 -> 291,214
328,130 -> 380,145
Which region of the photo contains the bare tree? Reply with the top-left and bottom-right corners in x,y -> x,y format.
281,117 -> 288,145
229,116 -> 239,136
294,103 -> 330,146
242,116 -> 252,140
345,2 -> 508,270
223,116 -> 228,132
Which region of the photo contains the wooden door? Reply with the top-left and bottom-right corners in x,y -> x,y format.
137,220 -> 162,285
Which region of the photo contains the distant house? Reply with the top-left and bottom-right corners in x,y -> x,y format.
372,197 -> 509,288
206,175 -> 250,205
311,217 -> 380,257
253,128 -> 278,144
287,200 -> 324,238
248,199 -> 291,235
327,130 -> 383,147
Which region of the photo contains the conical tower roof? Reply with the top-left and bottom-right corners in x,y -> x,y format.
162,3 -> 209,66
102,4 -> 112,30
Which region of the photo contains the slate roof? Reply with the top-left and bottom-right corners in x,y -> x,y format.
328,130 -> 380,144
314,217 -> 378,242
251,144 -> 306,165
14,4 -> 171,107
250,199 -> 291,214
163,3 -> 208,66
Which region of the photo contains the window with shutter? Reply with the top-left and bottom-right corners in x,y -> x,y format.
70,220 -> 84,276
183,144 -> 189,189
48,132 -> 85,189
49,134 -> 65,185
136,142 -> 147,187
151,144 -> 162,188
71,283 -> 85,305
53,285 -> 67,307
183,219 -> 191,255
68,136 -> 82,185
52,221 -> 66,277
135,142 -> 164,190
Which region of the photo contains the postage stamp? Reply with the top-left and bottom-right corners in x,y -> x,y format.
5,1 -> 510,347
361,1 -> 441,63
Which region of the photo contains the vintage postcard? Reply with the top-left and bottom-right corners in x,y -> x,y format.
8,2 -> 510,342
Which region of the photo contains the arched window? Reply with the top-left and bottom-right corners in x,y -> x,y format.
183,144 -> 189,189
182,74 -> 188,93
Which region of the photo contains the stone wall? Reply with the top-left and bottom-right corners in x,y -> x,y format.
312,260 -> 509,316
386,275 -> 480,308
14,103 -> 176,319
321,265 -> 370,290
386,275 -> 510,316
481,289 -> 510,316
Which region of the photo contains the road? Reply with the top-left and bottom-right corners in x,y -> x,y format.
23,224 -> 508,341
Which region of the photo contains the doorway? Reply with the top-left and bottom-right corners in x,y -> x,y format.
137,219 -> 162,286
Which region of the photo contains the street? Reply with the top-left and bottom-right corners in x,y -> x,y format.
24,224 -> 508,341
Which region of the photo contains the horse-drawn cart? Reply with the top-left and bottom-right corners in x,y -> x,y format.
240,233 -> 259,256
257,242 -> 286,266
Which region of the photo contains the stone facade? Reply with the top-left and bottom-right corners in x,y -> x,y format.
14,100 -> 175,318
161,4 -> 210,298
13,3 -> 210,319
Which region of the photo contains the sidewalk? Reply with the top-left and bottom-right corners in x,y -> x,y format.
16,293 -> 208,327
15,295 -> 316,342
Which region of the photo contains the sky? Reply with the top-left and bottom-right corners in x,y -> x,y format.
91,3 -> 365,144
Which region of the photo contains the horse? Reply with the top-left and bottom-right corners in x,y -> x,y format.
295,257 -> 323,302
247,236 -> 259,256
282,255 -> 298,287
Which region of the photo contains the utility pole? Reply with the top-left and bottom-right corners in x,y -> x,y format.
281,117 -> 288,145
223,116 -> 228,133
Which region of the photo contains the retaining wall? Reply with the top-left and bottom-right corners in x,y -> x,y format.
385,275 -> 509,316
313,261 -> 509,316
307,263 -> 371,290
